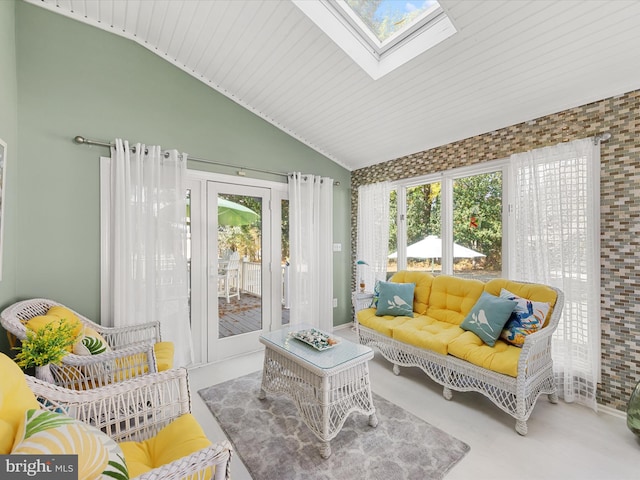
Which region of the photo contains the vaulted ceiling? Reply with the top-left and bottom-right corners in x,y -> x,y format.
29,0 -> 640,170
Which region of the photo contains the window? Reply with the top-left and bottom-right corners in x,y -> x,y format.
452,171 -> 502,279
293,0 -> 457,79
391,161 -> 507,280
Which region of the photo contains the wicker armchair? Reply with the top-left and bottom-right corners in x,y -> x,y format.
1,298 -> 168,389
25,367 -> 232,479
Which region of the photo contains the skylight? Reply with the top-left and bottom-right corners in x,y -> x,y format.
294,0 -> 456,80
339,0 -> 441,47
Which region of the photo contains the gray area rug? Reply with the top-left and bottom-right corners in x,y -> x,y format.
198,371 -> 470,480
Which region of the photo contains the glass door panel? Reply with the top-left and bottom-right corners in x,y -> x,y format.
281,199 -> 290,326
207,182 -> 271,361
452,171 -> 502,281
388,189 -> 398,274
217,192 -> 262,338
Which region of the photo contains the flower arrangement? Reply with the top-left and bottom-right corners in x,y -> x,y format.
14,319 -> 78,368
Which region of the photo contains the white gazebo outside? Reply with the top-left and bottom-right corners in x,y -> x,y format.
388,235 -> 486,260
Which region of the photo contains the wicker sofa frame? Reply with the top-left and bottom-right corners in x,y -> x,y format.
353,284 -> 564,435
26,367 -> 232,480
1,298 -> 161,389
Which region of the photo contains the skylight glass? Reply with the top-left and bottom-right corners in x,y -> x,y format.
293,0 -> 456,80
343,0 -> 440,44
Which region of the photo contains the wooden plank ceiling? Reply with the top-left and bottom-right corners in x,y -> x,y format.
30,0 -> 640,170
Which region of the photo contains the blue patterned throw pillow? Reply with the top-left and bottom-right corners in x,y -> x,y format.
499,288 -> 551,347
375,282 -> 415,317
370,280 -> 382,308
461,292 -> 516,347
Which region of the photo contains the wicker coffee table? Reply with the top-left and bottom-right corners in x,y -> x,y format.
259,326 -> 377,458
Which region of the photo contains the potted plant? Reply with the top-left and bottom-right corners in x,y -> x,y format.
14,319 -> 78,383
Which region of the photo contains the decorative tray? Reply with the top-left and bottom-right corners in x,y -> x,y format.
291,328 -> 339,351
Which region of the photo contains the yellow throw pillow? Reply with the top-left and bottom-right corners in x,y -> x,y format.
0,354 -> 41,454
0,420 -> 15,454
11,409 -> 129,480
119,414 -> 211,478
26,314 -> 83,352
47,305 -> 82,326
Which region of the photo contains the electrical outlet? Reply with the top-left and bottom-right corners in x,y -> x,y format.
332,298 -> 338,308
333,243 -> 341,252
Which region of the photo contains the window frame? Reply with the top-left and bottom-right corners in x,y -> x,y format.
391,158 -> 510,276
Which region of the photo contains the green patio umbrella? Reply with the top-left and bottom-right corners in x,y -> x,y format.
218,197 -> 259,226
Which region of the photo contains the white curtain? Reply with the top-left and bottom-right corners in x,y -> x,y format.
509,138 -> 601,411
288,173 -> 334,331
357,181 -> 391,291
107,139 -> 193,368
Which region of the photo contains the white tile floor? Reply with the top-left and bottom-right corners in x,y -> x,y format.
188,327 -> 639,480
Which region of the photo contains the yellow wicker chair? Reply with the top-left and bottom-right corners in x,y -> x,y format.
0,352 -> 232,480
1,298 -> 174,389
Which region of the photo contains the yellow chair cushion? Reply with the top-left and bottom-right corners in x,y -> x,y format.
392,316 -> 465,356
119,413 -> 211,478
484,279 -> 558,327
447,331 -> 521,377
357,308 -> 412,337
154,342 -> 174,372
111,342 -> 174,384
426,275 -> 484,325
389,271 -> 434,315
0,353 -> 40,454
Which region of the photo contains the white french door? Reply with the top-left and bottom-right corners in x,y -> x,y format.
207,182 -> 271,361
187,171 -> 287,364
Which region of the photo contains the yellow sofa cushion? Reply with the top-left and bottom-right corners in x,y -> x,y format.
154,342 -> 174,372
447,331 -> 521,377
484,279 -> 557,327
392,316 -> 465,356
119,413 -> 211,478
426,275 -> 484,325
0,353 -> 40,454
389,271 -> 434,315
357,308 -> 412,337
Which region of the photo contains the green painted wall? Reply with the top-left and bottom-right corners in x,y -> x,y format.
0,1 -> 19,355
12,2 -> 352,349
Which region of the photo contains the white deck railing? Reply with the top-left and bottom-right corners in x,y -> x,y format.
241,260 -> 289,307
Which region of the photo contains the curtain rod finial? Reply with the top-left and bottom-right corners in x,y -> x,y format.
74,135 -> 86,145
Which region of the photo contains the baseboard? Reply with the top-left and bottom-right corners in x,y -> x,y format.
598,403 -> 626,419
333,321 -> 354,332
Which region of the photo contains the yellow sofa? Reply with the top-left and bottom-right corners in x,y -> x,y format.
354,271 -> 564,435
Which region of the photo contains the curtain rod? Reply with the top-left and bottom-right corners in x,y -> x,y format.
73,135 -> 343,184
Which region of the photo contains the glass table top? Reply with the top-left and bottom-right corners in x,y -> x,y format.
260,324 -> 372,370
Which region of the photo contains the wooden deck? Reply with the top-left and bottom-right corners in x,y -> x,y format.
218,293 -> 290,338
